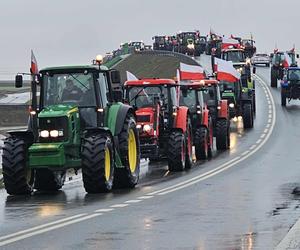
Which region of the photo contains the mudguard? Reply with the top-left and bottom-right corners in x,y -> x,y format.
176,106 -> 189,132
115,104 -> 135,136
8,131 -> 34,144
202,108 -> 209,128
218,100 -> 228,119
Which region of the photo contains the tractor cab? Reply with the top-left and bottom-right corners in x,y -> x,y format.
177,31 -> 202,56
287,51 -> 299,67
128,41 -> 145,51
281,67 -> 300,106
152,36 -> 173,51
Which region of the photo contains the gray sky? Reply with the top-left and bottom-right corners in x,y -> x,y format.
0,0 -> 298,79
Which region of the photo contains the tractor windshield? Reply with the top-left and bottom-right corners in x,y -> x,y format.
288,53 -> 296,65
224,51 -> 245,63
219,81 -> 236,92
179,89 -> 197,107
128,86 -> 165,108
43,72 -> 97,107
288,70 -> 300,81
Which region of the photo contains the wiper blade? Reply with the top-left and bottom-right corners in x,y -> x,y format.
69,74 -> 89,90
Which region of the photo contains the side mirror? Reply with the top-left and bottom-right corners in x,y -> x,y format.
113,90 -> 123,102
15,75 -> 23,88
110,70 -> 121,84
253,67 -> 256,74
297,54 -> 299,59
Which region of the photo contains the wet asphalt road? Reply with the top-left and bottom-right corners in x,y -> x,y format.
1,56 -> 300,249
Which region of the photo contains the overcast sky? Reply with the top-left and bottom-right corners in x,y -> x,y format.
0,0 -> 298,79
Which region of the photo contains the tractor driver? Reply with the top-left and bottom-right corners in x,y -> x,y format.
61,79 -> 83,101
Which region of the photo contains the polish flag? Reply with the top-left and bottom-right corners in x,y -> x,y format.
283,52 -> 292,68
179,62 -> 205,80
214,58 -> 240,82
30,50 -> 39,74
222,38 -> 240,50
126,71 -> 138,80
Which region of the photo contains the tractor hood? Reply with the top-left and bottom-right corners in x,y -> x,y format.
38,105 -> 78,118
136,107 -> 154,123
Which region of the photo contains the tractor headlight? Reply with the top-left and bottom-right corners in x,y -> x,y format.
136,124 -> 142,129
229,103 -> 235,108
237,67 -> 243,73
143,124 -> 152,133
50,130 -> 59,137
40,130 -> 49,138
187,44 -> 195,49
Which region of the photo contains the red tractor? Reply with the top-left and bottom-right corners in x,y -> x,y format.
124,79 -> 193,171
201,79 -> 231,150
179,80 -> 214,159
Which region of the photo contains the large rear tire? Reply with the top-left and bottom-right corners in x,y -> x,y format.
242,104 -> 254,129
281,88 -> 287,106
35,169 -> 66,192
167,131 -> 186,171
2,137 -> 34,195
194,127 -> 209,160
114,115 -> 140,188
82,134 -> 114,193
185,118 -> 193,169
216,119 -> 229,150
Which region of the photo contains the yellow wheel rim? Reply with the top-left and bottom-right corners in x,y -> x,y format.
128,129 -> 137,173
104,147 -> 111,182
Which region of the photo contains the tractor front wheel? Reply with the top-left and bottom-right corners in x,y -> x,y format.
82,134 -> 114,193
195,127 -> 209,160
216,119 -> 229,150
114,115 -> 140,188
167,131 -> 186,171
242,104 -> 254,129
281,89 -> 287,106
35,169 -> 66,192
2,137 -> 34,195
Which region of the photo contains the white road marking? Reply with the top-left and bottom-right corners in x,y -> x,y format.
264,129 -> 268,133
125,199 -> 142,204
0,213 -> 102,247
110,204 -> 129,208
138,195 -> 154,200
260,134 -> 266,139
241,150 -> 250,156
266,124 -> 270,128
94,208 -> 114,213
250,145 -> 256,150
268,118 -> 272,123
0,213 -> 87,241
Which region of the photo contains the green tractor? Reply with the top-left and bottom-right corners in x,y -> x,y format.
2,60 -> 140,195
218,75 -> 254,128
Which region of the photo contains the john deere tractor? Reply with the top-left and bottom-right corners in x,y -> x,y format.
176,32 -> 202,56
2,59 -> 140,195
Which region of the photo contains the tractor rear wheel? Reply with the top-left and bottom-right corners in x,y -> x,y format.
195,127 -> 209,160
167,131 -> 186,171
216,119 -> 229,150
271,69 -> 278,88
2,137 -> 34,195
281,89 -> 287,106
35,169 -> 66,192
242,104 -> 254,129
82,134 -> 114,193
114,115 -> 140,188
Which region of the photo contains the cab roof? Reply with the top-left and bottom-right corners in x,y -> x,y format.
124,78 -> 177,86
222,48 -> 244,53
40,65 -> 109,72
180,79 -> 218,89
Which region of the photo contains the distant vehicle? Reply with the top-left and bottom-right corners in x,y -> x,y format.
152,36 -> 174,51
281,67 -> 300,106
251,53 -> 270,67
128,41 -> 145,51
144,45 -> 152,51
176,31 -> 203,56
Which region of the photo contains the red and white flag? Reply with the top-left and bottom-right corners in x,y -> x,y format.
214,58 -> 240,82
30,50 -> 39,74
179,62 -> 205,80
222,38 -> 240,50
126,71 -> 138,81
283,52 -> 292,68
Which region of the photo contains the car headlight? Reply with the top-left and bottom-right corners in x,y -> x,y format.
40,130 -> 49,138
143,124 -> 152,132
229,103 -> 235,108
